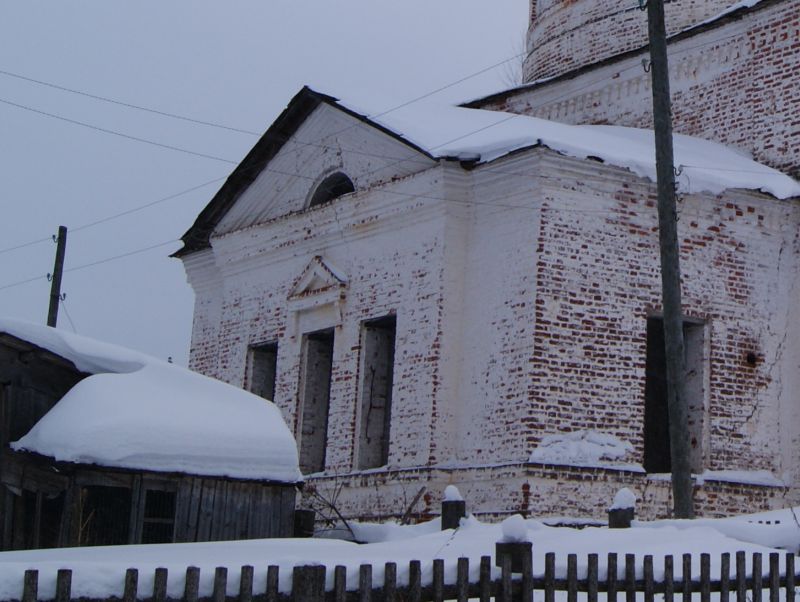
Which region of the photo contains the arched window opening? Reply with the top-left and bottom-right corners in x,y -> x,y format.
308,172 -> 355,208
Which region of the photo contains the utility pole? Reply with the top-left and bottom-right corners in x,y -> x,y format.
47,226 -> 68,328
645,0 -> 694,518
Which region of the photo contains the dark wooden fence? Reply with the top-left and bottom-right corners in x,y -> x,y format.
11,551 -> 798,602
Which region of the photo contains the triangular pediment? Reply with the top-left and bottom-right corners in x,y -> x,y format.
175,87 -> 438,257
289,256 -> 347,300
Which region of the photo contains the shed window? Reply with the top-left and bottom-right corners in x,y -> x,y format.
78,486 -> 131,546
141,490 -> 176,544
358,316 -> 396,469
643,317 -> 705,473
248,342 -> 278,401
308,172 -> 354,208
298,329 -> 335,474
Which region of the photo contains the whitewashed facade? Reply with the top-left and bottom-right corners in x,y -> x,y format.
178,88 -> 800,521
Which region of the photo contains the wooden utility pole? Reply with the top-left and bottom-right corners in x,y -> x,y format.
645,0 -> 694,518
47,226 -> 68,328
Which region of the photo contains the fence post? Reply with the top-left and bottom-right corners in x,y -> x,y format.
123,569 -> 138,602
441,486 -> 466,530
457,557 -> 470,602
153,567 -> 168,602
213,567 -> 227,602
239,565 -> 254,602
753,553 -> 763,602
292,566 -> 326,602
359,564 -> 372,602
22,570 -> 38,602
409,560 -> 422,602
333,566 -> 347,602
266,566 -> 279,602
433,559 -> 444,602
184,566 -> 200,602
55,569 -> 71,602
479,556 -> 491,602
384,562 -> 397,602
608,488 -> 636,529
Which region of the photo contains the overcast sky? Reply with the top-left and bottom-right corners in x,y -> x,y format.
0,1 -> 528,365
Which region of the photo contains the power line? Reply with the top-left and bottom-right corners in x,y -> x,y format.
0,235 -> 53,256
0,239 -> 179,292
0,273 -> 48,292
0,96 -> 239,164
64,239 -> 179,274
70,176 -> 227,234
0,177 -> 227,256
0,67 -> 261,136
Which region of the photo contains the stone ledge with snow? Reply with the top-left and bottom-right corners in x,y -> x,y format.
0,318 -> 301,483
529,430 -> 638,470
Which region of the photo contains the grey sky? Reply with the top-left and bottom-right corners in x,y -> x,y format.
0,1 -> 528,365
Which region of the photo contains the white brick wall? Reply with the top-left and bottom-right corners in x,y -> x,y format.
183,103 -> 800,521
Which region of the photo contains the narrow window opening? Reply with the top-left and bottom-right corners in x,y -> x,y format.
308,172 -> 354,208
248,342 -> 278,401
358,316 -> 396,469
643,317 -> 705,473
78,486 -> 131,546
299,329 -> 335,474
140,489 -> 176,544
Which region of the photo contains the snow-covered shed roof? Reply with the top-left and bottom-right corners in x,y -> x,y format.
176,85 -> 800,256
0,318 -> 302,483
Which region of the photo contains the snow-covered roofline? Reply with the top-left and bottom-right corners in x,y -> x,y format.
0,318 -> 302,483
176,83 -> 799,257
328,90 -> 800,199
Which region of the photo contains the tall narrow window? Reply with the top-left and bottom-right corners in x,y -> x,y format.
248,342 -> 278,401
643,317 -> 705,473
299,329 -> 335,474
358,316 -> 396,469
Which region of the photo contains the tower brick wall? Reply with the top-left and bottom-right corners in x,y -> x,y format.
479,0 -> 800,179
524,0 -> 737,81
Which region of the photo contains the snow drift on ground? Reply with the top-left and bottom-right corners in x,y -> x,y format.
318,87 -> 800,199
0,318 -> 301,482
1,511 -> 798,600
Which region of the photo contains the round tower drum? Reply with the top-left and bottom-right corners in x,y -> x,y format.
523,0 -> 738,82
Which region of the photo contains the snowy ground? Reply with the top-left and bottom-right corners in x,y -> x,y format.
0,508 -> 798,600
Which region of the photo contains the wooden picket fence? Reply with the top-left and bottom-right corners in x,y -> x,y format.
10,551 -> 799,602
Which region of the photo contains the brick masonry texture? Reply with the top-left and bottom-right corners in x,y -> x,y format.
494,0 -> 800,179
183,93 -> 800,521
524,0 -> 735,81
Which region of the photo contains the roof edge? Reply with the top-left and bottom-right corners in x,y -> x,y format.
174,86 -> 437,258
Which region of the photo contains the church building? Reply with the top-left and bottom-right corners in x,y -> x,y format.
176,0 -> 800,521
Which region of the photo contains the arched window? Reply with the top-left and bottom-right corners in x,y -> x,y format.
308,172 -> 355,208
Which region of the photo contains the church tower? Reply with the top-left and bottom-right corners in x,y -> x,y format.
472,0 -> 800,178
524,0 -> 743,81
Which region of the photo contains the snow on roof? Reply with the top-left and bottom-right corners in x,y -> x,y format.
322,87 -> 800,200
0,318 -> 301,483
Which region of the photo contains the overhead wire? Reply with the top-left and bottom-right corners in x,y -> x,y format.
0,97 -> 239,164
0,67 -> 261,135
0,34 -> 789,290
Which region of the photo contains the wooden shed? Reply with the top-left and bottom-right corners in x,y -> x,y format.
0,319 -> 302,551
